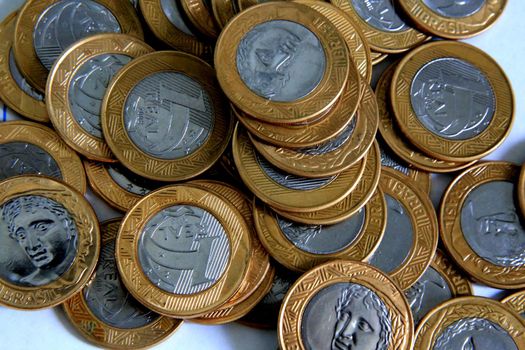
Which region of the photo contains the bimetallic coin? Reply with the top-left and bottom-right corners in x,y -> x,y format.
181,0 -> 220,38
502,290 -> 525,319
64,219 -> 181,349
414,297 -> 525,349
0,176 -> 99,310
279,260 -> 413,350
440,162 -> 525,289
391,41 -> 513,162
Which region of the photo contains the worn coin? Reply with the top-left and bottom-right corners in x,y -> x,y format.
0,176 -> 99,310
502,290 -> 525,318
63,219 -> 181,349
181,0 -> 220,38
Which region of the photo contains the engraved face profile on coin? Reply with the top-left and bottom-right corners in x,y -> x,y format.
350,0 -> 408,32
0,195 -> 78,287
422,0 -> 485,18
0,142 -> 62,181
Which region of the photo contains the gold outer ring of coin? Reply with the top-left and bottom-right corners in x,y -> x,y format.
63,219 -> 182,350
502,290 -> 525,316
376,167 -> 438,290
233,124 -> 366,213
414,296 -> 525,349
371,50 -> 388,65
398,0 -> 507,40
0,12 -> 48,123
329,0 -> 428,54
0,121 -> 86,194
391,41 -> 514,163
116,184 -> 251,318
274,141 -> 381,225
46,34 -> 153,162
440,161 -> 525,289
518,164 -> 525,220
13,0 -> 143,93
427,249 -> 473,296
377,62 -> 476,173
215,2 -> 350,124
0,176 -> 99,310
181,0 -> 220,38
211,0 -> 237,29
101,51 -> 233,182
279,260 -> 414,350
250,84 -> 378,177
254,185 -> 386,272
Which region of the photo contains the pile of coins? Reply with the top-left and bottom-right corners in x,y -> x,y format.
1,0 -> 524,349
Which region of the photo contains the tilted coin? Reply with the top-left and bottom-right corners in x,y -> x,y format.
47,34 -> 153,162
391,41 -> 514,162
215,2 -> 350,124
414,297 -> 525,350
211,0 -> 237,29
0,176 -> 99,310
14,0 -> 143,93
279,260 -> 414,350
0,12 -> 48,123
404,249 -> 472,325
399,0 -> 507,39
0,121 -> 86,194
181,0 -> 220,38
367,167 -> 438,290
371,50 -> 388,65
102,51 -> 233,182
116,185 -> 251,318
440,161 -> 525,289
502,290 -> 525,318
63,219 -> 181,349
518,164 -> 525,220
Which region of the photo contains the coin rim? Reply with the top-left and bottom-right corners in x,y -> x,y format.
518,164 -> 525,221
371,50 -> 389,65
211,0 -> 237,29
502,289 -> 525,315
180,0 -> 220,38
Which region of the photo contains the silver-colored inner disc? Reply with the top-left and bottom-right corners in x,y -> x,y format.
160,0 -> 194,36
106,163 -> 159,196
9,49 -> 44,101
422,0 -> 485,18
0,142 -> 62,181
379,144 -> 411,177
350,0 -> 408,32
236,20 -> 326,102
297,117 -> 356,156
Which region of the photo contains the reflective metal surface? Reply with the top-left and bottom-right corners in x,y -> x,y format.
9,49 -> 44,101
298,117 -> 356,156
160,0 -> 194,36
0,142 -> 62,181
106,163 -> 158,196
379,145 -> 410,177
350,0 -> 408,32
422,0 -> 485,18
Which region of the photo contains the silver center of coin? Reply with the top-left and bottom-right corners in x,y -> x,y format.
138,205 -> 230,294
368,194 -> 414,273
461,181 -> 525,267
107,164 -> 158,196
379,145 -> 411,177
33,0 -> 122,70
9,49 -> 44,101
69,53 -> 131,138
434,317 -> 518,350
350,0 -> 408,32
410,57 -> 495,141
404,267 -> 452,325
0,195 -> 78,287
236,20 -> 326,102
422,0 -> 485,18
301,282 -> 392,350
255,152 -> 336,190
277,208 -> 365,254
297,117 -> 356,156
160,0 -> 194,36
0,142 -> 62,181
124,72 -> 214,159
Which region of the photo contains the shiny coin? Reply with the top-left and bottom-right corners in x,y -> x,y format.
502,290 -> 525,318
279,260 -> 413,350
0,12 -> 48,123
211,0 -> 237,29
116,185 -> 251,318
64,219 -> 181,349
0,121 -> 86,194
47,34 -> 153,162
367,167 -> 438,290
102,51 -> 233,182
391,41 -> 514,163
518,164 -> 525,220
399,0 -> 507,39
414,296 -> 525,349
14,0 -> 143,93
440,161 -> 525,289
0,176 -> 99,310
216,2 -> 350,124
181,0 -> 220,38
371,50 -> 388,65
405,249 -> 472,326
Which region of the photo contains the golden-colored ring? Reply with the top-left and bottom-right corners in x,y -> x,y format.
519,164 -> 525,220
428,249 -> 473,296
371,50 -> 389,65
502,290 -> 525,316
181,0 -> 220,38
216,2 -> 350,124
211,0 -> 237,29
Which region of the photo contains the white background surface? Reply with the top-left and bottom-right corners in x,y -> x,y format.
0,1 -> 524,349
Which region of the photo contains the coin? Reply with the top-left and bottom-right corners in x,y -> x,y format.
181,0 -> 220,38
63,219 -> 181,349
279,260 -> 413,350
329,0 -> 428,53
116,184 -> 251,318
518,164 -> 525,220
404,249 -> 472,326
414,296 -> 525,349
391,41 -> 514,163
14,0 -> 143,93
47,34 -> 153,162
367,167 -> 438,290
211,0 -> 237,29
399,0 -> 507,39
440,161 -> 525,289
0,121 -> 86,194
0,12 -> 48,123
371,50 -> 388,65
502,290 -> 525,317
102,51 -> 233,182
0,176 -> 99,310
215,2 -> 350,124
